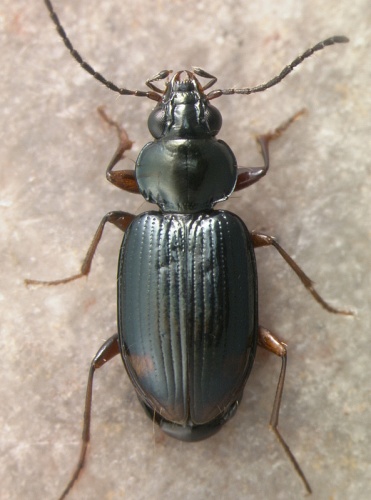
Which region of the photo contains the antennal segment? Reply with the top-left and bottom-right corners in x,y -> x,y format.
207,36 -> 349,100
44,0 -> 161,101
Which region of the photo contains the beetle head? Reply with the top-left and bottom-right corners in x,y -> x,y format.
148,71 -> 222,139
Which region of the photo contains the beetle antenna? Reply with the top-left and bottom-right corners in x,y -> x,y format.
207,36 -> 349,99
44,0 -> 161,101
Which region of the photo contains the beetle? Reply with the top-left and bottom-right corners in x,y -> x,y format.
28,1 -> 352,498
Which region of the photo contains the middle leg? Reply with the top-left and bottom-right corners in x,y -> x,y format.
252,231 -> 353,315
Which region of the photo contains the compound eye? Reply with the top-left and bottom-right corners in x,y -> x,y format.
204,104 -> 222,136
148,107 -> 166,138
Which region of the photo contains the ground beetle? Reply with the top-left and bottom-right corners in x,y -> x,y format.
28,1 -> 352,498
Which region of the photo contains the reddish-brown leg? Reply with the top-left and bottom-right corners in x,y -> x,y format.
98,107 -> 140,194
252,232 -> 353,315
258,326 -> 312,494
25,211 -> 135,286
58,334 -> 120,500
235,110 -> 306,191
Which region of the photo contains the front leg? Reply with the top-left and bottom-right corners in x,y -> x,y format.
234,110 -> 306,191
98,107 -> 141,194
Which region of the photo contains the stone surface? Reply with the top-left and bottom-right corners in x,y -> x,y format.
1,1 -> 370,499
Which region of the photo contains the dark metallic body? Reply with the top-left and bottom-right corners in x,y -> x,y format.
114,71 -> 258,440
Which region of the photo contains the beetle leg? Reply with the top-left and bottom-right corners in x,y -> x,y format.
98,107 -> 141,194
252,231 -> 353,315
258,326 -> 311,494
234,109 -> 306,191
25,211 -> 135,286
58,334 -> 120,500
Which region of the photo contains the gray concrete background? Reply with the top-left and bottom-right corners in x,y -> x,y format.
1,0 -> 370,499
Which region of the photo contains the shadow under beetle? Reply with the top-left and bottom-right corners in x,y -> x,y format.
29,1 -> 353,498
